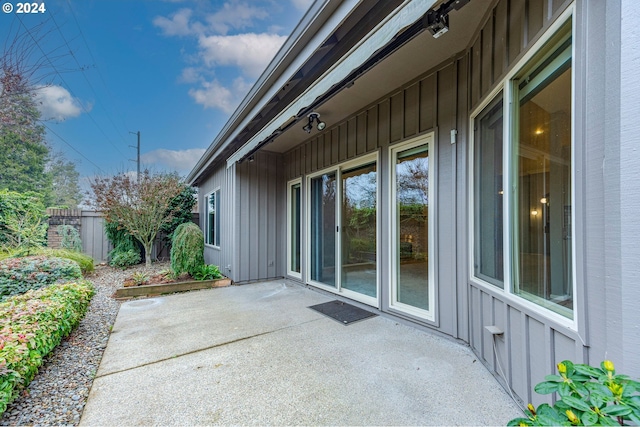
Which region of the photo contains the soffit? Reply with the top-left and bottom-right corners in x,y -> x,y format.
263,0 -> 494,155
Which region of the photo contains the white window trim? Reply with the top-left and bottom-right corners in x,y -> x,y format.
388,133 -> 436,323
205,187 -> 221,249
287,178 -> 303,279
305,152 -> 380,308
468,5 -> 577,331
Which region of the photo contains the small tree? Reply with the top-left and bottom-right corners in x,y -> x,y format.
159,184 -> 197,241
56,224 -> 82,252
90,171 -> 183,267
170,222 -> 204,276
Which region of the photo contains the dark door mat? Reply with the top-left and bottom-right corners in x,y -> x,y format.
308,300 -> 377,325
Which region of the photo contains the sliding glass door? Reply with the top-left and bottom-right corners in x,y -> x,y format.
308,154 -> 378,305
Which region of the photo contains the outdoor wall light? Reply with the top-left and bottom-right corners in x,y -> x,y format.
427,12 -> 449,38
303,112 -> 326,133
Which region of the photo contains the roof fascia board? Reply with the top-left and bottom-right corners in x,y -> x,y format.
225,0 -> 437,167
187,0 -> 360,184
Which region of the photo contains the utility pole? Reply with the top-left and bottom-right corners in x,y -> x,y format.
129,131 -> 140,181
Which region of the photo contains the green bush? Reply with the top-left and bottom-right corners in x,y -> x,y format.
36,248 -> 94,275
509,360 -> 640,426
0,281 -> 94,415
105,220 -> 141,269
0,256 -> 82,302
56,225 -> 83,252
109,249 -> 141,270
170,222 -> 204,276
191,264 -> 223,281
0,190 -> 48,251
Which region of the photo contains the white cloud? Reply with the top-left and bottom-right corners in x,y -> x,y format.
179,67 -> 202,84
291,0 -> 313,12
153,8 -> 195,36
141,148 -> 206,172
188,77 -> 251,113
35,85 -> 84,121
205,3 -> 268,34
198,33 -> 287,78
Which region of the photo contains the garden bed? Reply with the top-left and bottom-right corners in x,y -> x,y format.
114,276 -> 231,298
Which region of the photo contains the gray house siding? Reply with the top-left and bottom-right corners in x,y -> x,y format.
200,162 -> 230,276
191,0 -> 639,408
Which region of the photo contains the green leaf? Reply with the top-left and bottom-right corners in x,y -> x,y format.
562,395 -> 592,412
535,381 -> 559,395
597,415 -> 621,426
507,417 -> 533,426
581,411 -> 598,426
544,374 -> 563,382
590,392 -> 605,409
537,404 -> 565,425
558,382 -> 573,398
600,404 -> 632,416
574,364 -> 603,378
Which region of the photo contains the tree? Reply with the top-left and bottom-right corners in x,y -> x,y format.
48,152 -> 82,208
90,171 -> 184,267
0,190 -> 47,251
0,93 -> 52,203
159,184 -> 197,241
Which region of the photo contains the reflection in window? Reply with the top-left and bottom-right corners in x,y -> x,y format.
289,182 -> 301,274
474,95 -> 504,287
395,144 -> 429,311
514,22 -> 572,317
310,173 -> 336,288
205,190 -> 220,247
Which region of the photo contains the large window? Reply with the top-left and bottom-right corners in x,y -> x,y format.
205,189 -> 220,247
471,18 -> 573,320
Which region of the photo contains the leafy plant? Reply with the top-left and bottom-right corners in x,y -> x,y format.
0,256 -> 82,302
509,360 -> 640,426
170,222 -> 204,276
56,224 -> 82,252
192,264 -> 223,281
34,248 -> 94,275
0,281 -> 94,415
131,272 -> 149,286
0,190 -> 48,251
159,184 -> 197,242
109,249 -> 141,270
105,220 -> 141,269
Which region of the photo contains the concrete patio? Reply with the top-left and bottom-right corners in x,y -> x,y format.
80,280 -> 522,426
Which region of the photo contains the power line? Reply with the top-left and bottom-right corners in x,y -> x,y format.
48,10 -> 130,149
14,13 -> 128,160
42,122 -> 106,174
64,0 -> 131,135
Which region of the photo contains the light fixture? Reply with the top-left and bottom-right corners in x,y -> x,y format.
531,209 -> 539,216
302,112 -> 326,134
535,128 -> 544,135
248,155 -> 255,162
427,12 -> 449,38
540,197 -> 548,204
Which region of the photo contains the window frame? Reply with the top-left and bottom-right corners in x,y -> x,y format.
468,6 -> 577,330
204,187 -> 221,249
287,178 -> 302,279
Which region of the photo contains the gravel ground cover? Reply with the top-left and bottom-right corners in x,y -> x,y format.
0,262 -> 168,426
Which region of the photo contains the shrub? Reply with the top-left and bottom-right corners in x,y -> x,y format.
0,256 -> 82,302
192,264 -> 223,281
509,360 -> 640,426
36,248 -> 94,275
0,191 -> 48,251
109,250 -> 141,270
170,222 -> 204,276
105,220 -> 141,269
56,225 -> 83,252
0,281 -> 94,415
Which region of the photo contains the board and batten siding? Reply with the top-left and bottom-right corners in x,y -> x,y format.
283,0 -> 584,406
200,162 -> 232,278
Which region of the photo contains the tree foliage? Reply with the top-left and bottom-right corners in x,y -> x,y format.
170,222 -> 204,276
48,152 -> 82,208
0,190 -> 47,251
159,184 -> 197,241
90,171 -> 184,267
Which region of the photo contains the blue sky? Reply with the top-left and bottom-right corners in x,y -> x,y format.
0,0 -> 311,183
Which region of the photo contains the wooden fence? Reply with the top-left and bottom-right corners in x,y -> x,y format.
46,209 -> 199,263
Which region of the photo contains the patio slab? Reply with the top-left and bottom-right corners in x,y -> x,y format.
80,280 -> 523,426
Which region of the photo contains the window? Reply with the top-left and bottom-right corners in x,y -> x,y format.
287,180 -> 302,277
471,18 -> 573,320
205,189 -> 220,247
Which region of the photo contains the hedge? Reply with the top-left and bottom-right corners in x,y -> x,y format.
0,256 -> 82,302
0,281 -> 94,415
